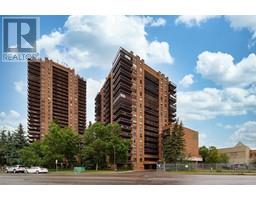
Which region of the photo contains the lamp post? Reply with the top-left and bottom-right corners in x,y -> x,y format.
55,160 -> 58,172
113,145 -> 117,171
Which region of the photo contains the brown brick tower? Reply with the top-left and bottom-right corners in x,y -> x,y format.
28,58 -> 86,142
95,48 -> 176,170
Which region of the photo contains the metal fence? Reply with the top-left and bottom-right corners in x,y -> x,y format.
157,163 -> 256,172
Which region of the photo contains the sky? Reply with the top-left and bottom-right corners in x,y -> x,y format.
0,15 -> 256,148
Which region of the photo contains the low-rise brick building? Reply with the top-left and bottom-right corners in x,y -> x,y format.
163,125 -> 202,162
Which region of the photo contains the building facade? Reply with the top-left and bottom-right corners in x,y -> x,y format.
28,58 -> 86,142
218,142 -> 256,165
95,48 -> 177,170
163,125 -> 202,162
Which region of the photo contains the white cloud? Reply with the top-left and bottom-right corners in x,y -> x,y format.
179,74 -> 194,88
14,80 -> 26,94
176,15 -> 256,42
196,51 -> 256,87
149,17 -> 166,27
177,87 -> 256,121
178,51 -> 256,121
226,16 -> 256,39
38,16 -> 173,71
175,15 -> 218,27
217,123 -> 236,129
0,110 -> 25,131
231,121 -> 256,148
86,78 -> 104,124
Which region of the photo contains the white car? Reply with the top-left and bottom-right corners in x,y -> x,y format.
26,166 -> 48,174
6,165 -> 26,173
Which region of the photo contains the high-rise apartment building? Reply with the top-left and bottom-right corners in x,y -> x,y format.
28,58 -> 86,142
95,48 -> 176,170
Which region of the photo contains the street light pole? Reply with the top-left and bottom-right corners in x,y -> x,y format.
113,145 -> 117,171
55,160 -> 58,172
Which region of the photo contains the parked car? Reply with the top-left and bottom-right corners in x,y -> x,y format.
26,166 -> 48,174
6,165 -> 26,173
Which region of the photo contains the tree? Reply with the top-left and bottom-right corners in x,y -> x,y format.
19,141 -> 45,166
88,121 -> 92,128
13,123 -> 28,149
5,130 -> 20,165
176,121 -> 185,161
105,123 -> 130,167
81,122 -> 130,170
199,146 -> 229,163
218,153 -> 229,163
0,130 -> 8,165
82,122 -> 109,170
0,124 -> 29,166
206,146 -> 219,163
19,122 -> 81,168
199,146 -> 209,162
169,121 -> 179,162
163,120 -> 185,163
43,122 -> 81,168
163,132 -> 172,162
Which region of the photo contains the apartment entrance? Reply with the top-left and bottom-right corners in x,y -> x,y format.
144,164 -> 157,170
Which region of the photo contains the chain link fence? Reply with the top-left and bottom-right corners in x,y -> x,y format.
156,163 -> 256,173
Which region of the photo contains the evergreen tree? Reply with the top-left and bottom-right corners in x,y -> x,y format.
176,120 -> 185,161
88,121 -> 92,128
0,130 -> 8,165
13,123 -> 28,149
169,121 -> 178,162
6,130 -> 18,165
163,120 -> 186,163
163,133 -> 172,162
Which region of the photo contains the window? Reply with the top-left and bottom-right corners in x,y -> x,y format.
125,55 -> 131,60
120,93 -> 126,98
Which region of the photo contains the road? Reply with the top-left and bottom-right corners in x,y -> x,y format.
1,171 -> 256,185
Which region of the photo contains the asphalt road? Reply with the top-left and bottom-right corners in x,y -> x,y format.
1,171 -> 256,185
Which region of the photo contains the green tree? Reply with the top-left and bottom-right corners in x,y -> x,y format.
199,146 -> 209,162
176,120 -> 185,161
19,141 -> 45,166
169,121 -> 179,162
0,124 -> 29,166
163,120 -> 185,163
13,123 -> 28,149
81,122 -> 130,170
0,130 -> 8,165
82,122 -> 109,170
105,123 -> 130,167
5,130 -> 19,165
163,132 -> 172,162
218,153 -> 229,163
206,146 -> 219,163
43,122 -> 81,168
199,146 -> 229,163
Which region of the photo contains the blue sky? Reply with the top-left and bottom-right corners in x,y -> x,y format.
0,15 -> 256,148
